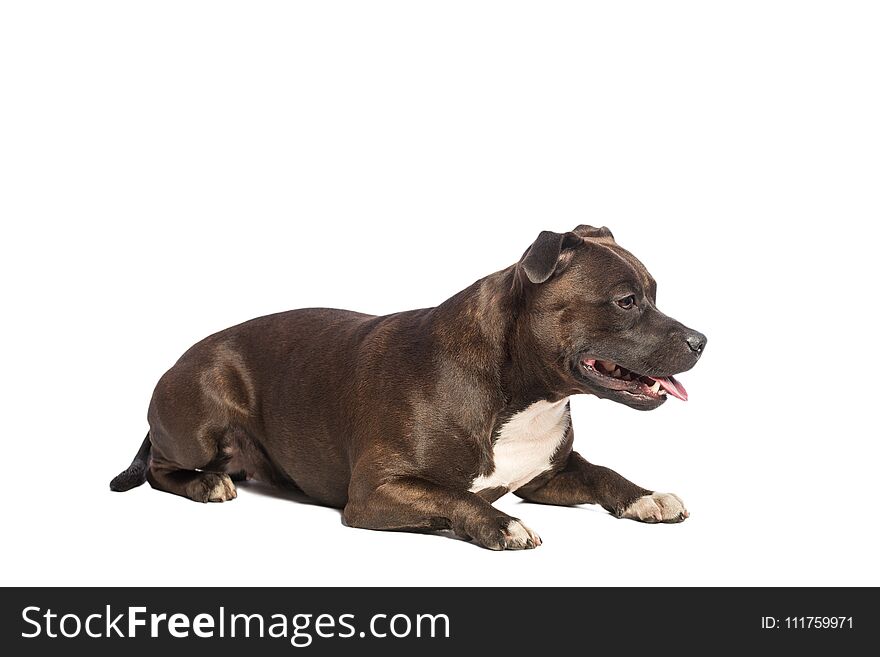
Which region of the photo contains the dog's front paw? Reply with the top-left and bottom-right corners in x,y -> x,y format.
501,518 -> 542,550
620,492 -> 688,523
467,517 -> 542,550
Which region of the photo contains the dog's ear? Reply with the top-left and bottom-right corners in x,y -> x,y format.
571,225 -> 615,242
520,230 -> 582,284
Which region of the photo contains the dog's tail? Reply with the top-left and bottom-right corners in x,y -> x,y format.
109,432 -> 152,492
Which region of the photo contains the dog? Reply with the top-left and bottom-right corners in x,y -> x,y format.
111,225 -> 706,550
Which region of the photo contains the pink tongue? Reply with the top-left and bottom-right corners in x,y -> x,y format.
651,376 -> 688,401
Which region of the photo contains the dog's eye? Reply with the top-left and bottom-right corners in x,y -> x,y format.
616,295 -> 636,309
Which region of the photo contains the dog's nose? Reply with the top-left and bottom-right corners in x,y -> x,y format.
686,332 -> 707,354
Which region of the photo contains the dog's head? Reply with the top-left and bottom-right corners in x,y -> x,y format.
517,225 -> 706,410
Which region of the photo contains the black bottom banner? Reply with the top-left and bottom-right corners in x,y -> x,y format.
1,587 -> 874,654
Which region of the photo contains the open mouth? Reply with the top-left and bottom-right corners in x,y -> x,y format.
578,358 -> 689,402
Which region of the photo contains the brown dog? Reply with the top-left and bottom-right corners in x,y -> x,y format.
111,225 -> 706,550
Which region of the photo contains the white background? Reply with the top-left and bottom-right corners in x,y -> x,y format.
2,1 -> 878,587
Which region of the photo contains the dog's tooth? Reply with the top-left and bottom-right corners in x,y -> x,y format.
650,381 -> 661,394
599,360 -> 615,372
658,389 -> 667,395
612,368 -> 622,378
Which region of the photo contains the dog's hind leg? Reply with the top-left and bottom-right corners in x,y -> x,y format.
142,341 -> 257,503
146,461 -> 237,503
144,425 -> 241,503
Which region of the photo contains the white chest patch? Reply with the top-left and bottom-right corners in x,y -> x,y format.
469,398 -> 571,494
